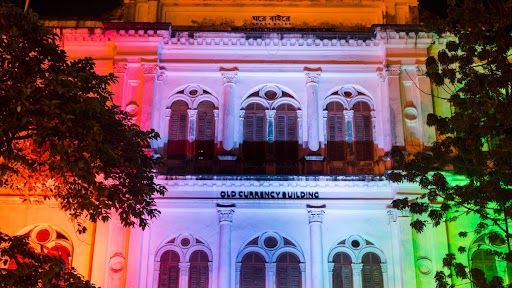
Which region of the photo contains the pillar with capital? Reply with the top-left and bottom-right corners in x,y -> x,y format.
304,68 -> 322,151
217,206 -> 235,288
352,263 -> 363,288
307,205 -> 325,288
220,69 -> 239,151
179,262 -> 190,288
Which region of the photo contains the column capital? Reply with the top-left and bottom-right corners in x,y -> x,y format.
113,62 -> 127,73
179,262 -> 191,271
304,69 -> 321,84
351,263 -> 363,274
214,109 -> 219,119
387,209 -> 397,223
220,69 -> 239,84
217,208 -> 235,223
328,262 -> 335,272
307,208 -> 325,224
265,263 -> 276,273
188,109 -> 198,119
299,263 -> 306,272
239,110 -> 246,119
385,65 -> 401,76
265,110 -> 276,119
142,63 -> 158,74
343,110 -> 354,120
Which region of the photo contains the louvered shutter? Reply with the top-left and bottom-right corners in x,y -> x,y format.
355,114 -> 372,161
189,266 -> 199,288
341,266 -> 352,288
276,115 -> 286,141
327,114 -> 346,161
241,266 -> 253,288
277,266 -> 289,288
253,266 -> 265,288
372,267 -> 383,288
244,115 -> 255,141
287,115 -> 297,141
362,266 -> 372,288
159,265 -> 179,288
255,115 -> 265,141
289,267 -> 301,288
333,267 -> 343,288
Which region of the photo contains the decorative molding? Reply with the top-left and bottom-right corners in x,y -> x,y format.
157,70 -> 167,82
265,263 -> 276,273
416,65 -> 427,76
387,209 -> 397,223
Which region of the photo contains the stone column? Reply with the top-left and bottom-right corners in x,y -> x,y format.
327,263 -> 334,288
221,69 -> 239,151
188,110 -> 198,142
322,110 -> 328,146
297,110 -> 304,145
386,65 -> 405,146
343,110 -> 355,157
179,262 -> 190,288
305,69 -> 321,151
238,111 -> 245,147
217,207 -> 235,288
265,110 -> 276,143
214,110 -> 220,146
300,263 -> 307,288
208,263 -> 214,288
308,206 -> 325,288
352,263 -> 363,288
235,263 -> 242,288
266,263 -> 276,288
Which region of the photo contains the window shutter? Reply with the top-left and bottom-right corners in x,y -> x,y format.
276,115 -> 286,141
341,266 -> 352,288
290,266 -> 301,287
255,115 -> 265,141
355,114 -> 372,161
287,115 -> 297,141
244,115 -> 255,141
277,266 -> 289,288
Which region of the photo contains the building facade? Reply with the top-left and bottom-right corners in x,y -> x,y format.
2,0 -> 508,287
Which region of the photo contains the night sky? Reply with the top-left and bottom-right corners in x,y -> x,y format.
7,0 -> 448,19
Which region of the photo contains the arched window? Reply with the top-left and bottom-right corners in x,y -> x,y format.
243,103 -> 266,162
353,101 -> 373,161
189,250 -> 209,288
276,253 -> 301,288
168,100 -> 189,159
240,252 -> 266,288
275,104 -> 298,162
471,249 -> 498,281
332,252 -> 353,288
159,250 -> 180,288
362,253 -> 383,288
326,102 -> 346,161
195,101 -> 215,160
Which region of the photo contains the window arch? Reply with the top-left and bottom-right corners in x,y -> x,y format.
332,252 -> 352,288
15,224 -> 73,268
240,252 -> 266,288
168,100 -> 189,159
159,250 -> 180,288
470,233 -> 512,285
353,101 -> 373,161
326,101 -> 346,161
362,252 -> 383,288
155,234 -> 212,288
195,101 -> 216,160
237,232 -> 305,288
276,252 -> 302,288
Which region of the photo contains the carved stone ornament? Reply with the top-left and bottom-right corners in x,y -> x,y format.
157,70 -> 167,81
377,72 -> 386,82
142,63 -> 158,74
307,208 -> 325,223
108,253 -> 125,277
113,62 -> 127,73
416,65 -> 427,76
221,71 -> 238,85
217,208 -> 235,223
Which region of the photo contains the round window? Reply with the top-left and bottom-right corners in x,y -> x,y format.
351,240 -> 361,249
180,238 -> 191,248
36,229 -> 51,243
264,236 -> 278,249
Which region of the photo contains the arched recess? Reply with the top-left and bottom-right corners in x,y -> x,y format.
328,235 -> 387,288
468,232 -> 511,285
15,224 -> 74,267
236,232 -> 305,288
322,85 -> 376,164
163,84 -> 219,161
154,233 -> 213,288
